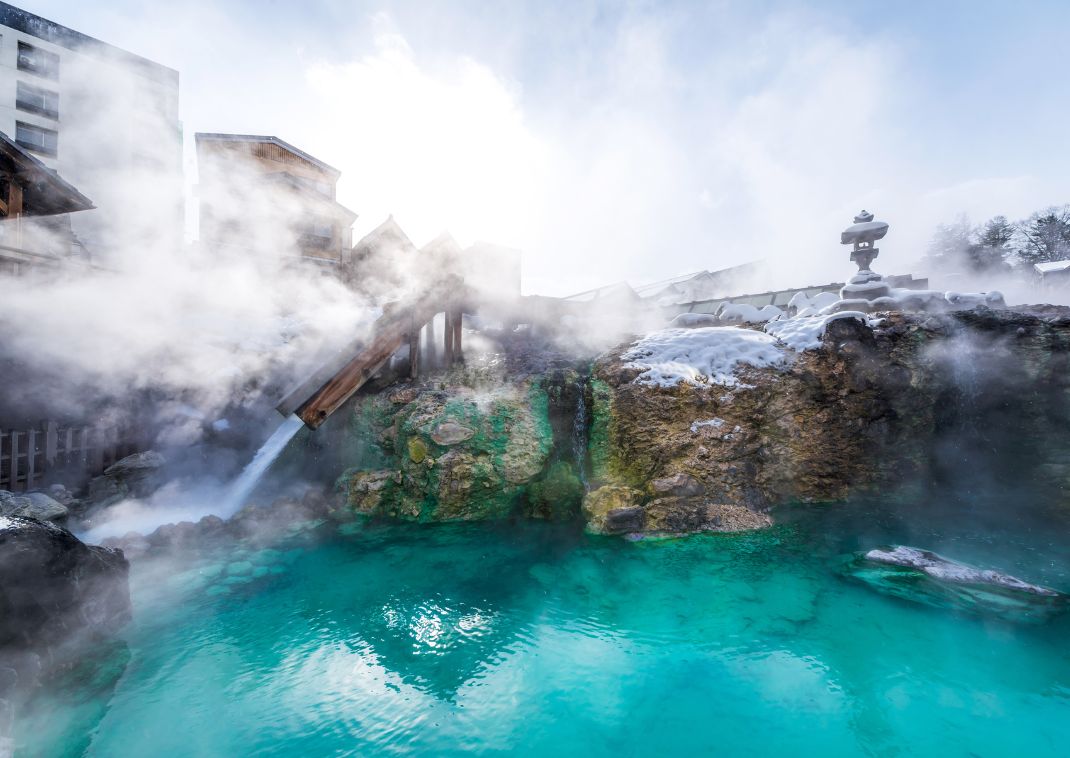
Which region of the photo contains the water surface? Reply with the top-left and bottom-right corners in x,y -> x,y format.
18,495 -> 1070,757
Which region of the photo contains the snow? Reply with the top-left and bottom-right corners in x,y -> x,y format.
788,291 -> 839,312
670,312 -> 719,328
623,327 -> 787,387
718,303 -> 784,323
1034,260 -> 1070,274
690,418 -> 725,433
764,311 -> 872,351
0,515 -> 16,531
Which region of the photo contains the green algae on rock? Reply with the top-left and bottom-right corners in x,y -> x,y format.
337,382 -> 554,522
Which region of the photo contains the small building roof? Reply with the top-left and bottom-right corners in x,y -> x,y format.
353,215 -> 417,255
563,280 -> 639,303
1034,260 -> 1070,275
0,131 -> 93,216
195,133 -> 341,178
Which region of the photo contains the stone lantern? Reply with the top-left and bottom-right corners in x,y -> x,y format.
840,210 -> 890,300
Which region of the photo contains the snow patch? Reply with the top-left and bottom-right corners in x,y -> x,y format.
623,327 -> 787,387
764,311 -> 872,351
719,303 -> 784,323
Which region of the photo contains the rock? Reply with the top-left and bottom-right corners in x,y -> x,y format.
0,515 -> 130,657
388,387 -> 421,405
582,485 -> 643,534
103,451 -> 165,478
650,472 -> 705,498
604,506 -> 644,533
865,546 -> 1060,595
843,546 -> 1068,621
430,421 -> 475,446
6,492 -> 68,522
643,497 -> 771,534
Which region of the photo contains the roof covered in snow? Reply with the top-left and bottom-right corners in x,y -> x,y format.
1034,260 -> 1070,274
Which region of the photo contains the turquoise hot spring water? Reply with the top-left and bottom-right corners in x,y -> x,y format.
14,492 -> 1070,757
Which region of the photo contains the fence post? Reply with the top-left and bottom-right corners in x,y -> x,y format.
26,428 -> 36,490
44,420 -> 58,466
10,431 -> 20,492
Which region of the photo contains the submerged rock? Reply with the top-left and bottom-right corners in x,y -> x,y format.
842,545 -> 1067,621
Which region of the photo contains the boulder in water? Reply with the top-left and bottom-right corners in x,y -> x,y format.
0,515 -> 130,665
843,545 -> 1067,621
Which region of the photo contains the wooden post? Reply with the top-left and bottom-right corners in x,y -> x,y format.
64,427 -> 74,466
424,318 -> 436,368
408,327 -> 421,380
45,421 -> 58,466
88,428 -> 103,474
443,311 -> 454,367
451,310 -> 463,365
10,431 -> 20,491
26,428 -> 36,490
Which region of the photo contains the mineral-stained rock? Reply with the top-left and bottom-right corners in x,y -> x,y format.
582,485 -> 643,534
643,497 -> 771,534
337,381 -> 553,522
430,421 -> 475,446
650,472 -> 705,498
585,306 -> 1070,534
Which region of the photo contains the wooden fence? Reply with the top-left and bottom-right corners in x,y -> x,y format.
0,422 -> 139,492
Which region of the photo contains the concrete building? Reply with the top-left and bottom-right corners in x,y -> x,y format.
195,133 -> 357,268
0,2 -> 182,260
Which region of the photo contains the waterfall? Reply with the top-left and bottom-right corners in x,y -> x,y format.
571,379 -> 589,490
219,414 -> 306,518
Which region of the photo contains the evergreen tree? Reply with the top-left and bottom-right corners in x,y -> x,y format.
972,215 -> 1015,270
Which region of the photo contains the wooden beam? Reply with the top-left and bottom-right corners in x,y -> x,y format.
451,310 -> 463,365
8,181 -> 23,217
443,311 -> 454,367
408,327 -> 421,379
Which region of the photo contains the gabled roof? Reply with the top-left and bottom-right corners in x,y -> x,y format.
562,280 -> 639,303
420,231 -> 464,257
0,131 -> 94,216
353,215 -> 416,255
195,133 -> 341,178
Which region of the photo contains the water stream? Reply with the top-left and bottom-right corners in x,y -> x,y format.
218,414 -> 306,518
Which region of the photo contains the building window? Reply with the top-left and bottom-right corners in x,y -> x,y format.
16,121 -> 58,157
17,41 -> 60,80
16,81 -> 59,119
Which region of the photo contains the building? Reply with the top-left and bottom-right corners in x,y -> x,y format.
1034,260 -> 1070,289
633,262 -> 763,306
0,2 -> 182,260
196,133 -> 357,268
344,215 -> 417,297
0,128 -> 93,274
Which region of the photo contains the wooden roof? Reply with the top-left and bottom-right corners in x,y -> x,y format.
0,131 -> 94,216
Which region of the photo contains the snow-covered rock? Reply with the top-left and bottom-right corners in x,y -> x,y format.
621,327 -> 787,387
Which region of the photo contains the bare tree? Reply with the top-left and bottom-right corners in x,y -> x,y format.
1017,206 -> 1070,264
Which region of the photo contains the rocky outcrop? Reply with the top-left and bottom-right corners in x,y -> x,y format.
585,306 -> 1070,534
336,382 -> 554,522
85,451 -> 165,511
0,516 -> 130,683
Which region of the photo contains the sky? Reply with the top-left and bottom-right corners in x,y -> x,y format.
18,0 -> 1070,295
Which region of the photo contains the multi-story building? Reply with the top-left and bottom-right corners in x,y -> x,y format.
195,133 -> 357,268
0,2 -> 182,261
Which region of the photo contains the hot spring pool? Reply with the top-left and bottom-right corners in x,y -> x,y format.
16,497 -> 1070,756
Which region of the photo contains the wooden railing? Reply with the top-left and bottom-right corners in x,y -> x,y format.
0,422 -> 139,492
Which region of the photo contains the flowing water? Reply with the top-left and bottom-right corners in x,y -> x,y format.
219,414 -> 306,518
15,493 -> 1070,757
